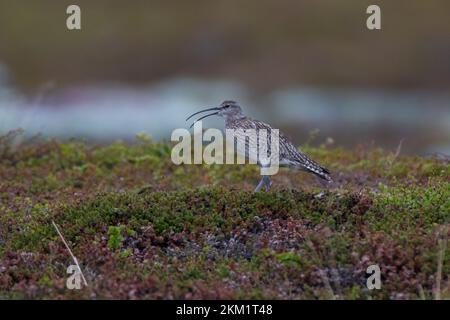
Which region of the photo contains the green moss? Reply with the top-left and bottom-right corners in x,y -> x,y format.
275,251 -> 302,267
0,136 -> 449,299
107,226 -> 124,250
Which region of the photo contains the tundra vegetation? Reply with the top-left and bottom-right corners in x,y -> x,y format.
0,130 -> 448,299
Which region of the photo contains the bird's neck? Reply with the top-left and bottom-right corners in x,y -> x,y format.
225,114 -> 246,126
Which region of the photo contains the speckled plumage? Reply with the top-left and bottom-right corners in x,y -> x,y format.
226,116 -> 331,181
187,100 -> 331,191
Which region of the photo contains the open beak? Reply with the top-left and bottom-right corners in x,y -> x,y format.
186,106 -> 220,128
186,107 -> 220,121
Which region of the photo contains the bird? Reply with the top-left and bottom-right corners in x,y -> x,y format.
186,100 -> 331,192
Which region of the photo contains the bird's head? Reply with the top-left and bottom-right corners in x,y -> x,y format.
217,100 -> 243,118
186,100 -> 244,128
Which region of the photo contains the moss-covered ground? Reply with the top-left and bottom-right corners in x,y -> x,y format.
0,131 -> 448,299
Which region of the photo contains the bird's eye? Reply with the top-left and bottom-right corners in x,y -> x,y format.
225,105 -> 230,108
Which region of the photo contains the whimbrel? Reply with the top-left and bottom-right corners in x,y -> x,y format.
186,100 -> 331,191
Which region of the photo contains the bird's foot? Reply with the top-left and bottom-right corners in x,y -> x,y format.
254,178 -> 264,192
254,176 -> 271,192
263,176 -> 271,191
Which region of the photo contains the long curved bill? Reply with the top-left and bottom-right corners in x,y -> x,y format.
185,107 -> 219,121
189,111 -> 219,128
186,106 -> 220,128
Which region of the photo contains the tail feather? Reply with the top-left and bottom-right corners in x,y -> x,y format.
310,166 -> 332,182
285,151 -> 332,182
297,161 -> 332,182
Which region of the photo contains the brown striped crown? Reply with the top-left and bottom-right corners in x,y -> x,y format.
218,100 -> 244,119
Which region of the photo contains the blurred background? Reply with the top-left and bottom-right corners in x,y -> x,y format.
0,0 -> 449,155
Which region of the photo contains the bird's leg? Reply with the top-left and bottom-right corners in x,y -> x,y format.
263,175 -> 271,191
254,175 -> 271,192
254,176 -> 264,192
